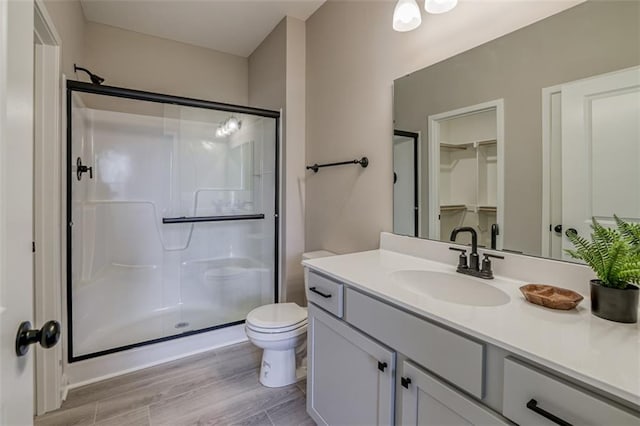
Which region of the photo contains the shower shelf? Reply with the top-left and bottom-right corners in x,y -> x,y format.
162,213 -> 265,224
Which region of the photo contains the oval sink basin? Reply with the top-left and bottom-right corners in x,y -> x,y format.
390,270 -> 510,307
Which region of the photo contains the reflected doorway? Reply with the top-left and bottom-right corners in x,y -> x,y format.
393,130 -> 419,237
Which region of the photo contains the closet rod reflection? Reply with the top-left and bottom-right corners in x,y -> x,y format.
162,214 -> 265,224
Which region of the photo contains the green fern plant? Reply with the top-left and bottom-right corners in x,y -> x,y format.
614,215 -> 640,253
565,217 -> 640,289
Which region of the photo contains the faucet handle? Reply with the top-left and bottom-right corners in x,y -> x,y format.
483,253 -> 504,260
480,253 -> 503,279
449,247 -> 468,270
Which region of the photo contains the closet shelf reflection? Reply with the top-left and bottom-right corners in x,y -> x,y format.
440,204 -> 467,213
440,139 -> 497,150
477,206 -> 497,213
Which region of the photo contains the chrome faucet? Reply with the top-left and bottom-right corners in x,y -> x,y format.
449,226 -> 503,279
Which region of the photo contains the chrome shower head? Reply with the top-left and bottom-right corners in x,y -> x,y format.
74,64 -> 104,85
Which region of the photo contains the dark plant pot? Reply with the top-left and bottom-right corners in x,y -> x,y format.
590,280 -> 639,324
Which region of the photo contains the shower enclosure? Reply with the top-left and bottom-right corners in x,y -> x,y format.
66,81 -> 279,362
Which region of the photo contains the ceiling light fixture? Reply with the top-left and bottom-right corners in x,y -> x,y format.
392,0 -> 422,32
393,0 -> 458,32
424,0 -> 458,14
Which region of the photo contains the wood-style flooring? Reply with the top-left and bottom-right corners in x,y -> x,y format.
35,342 -> 314,426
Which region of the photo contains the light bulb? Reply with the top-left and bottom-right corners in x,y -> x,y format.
393,0 -> 422,32
424,0 -> 457,14
227,117 -> 240,132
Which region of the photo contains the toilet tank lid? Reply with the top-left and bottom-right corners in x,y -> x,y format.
246,303 -> 307,329
302,250 -> 336,260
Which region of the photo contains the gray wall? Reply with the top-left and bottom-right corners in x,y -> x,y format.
43,1 -> 249,104
249,17 -> 307,305
84,22 -> 248,105
43,0 -> 85,76
394,1 -> 640,255
305,0 -> 581,254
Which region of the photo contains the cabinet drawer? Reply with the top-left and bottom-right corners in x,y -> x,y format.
306,270 -> 344,317
503,357 -> 639,425
345,288 -> 485,398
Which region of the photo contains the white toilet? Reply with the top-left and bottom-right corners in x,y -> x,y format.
245,250 -> 335,388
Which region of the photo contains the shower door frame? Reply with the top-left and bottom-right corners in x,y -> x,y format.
65,80 -> 281,363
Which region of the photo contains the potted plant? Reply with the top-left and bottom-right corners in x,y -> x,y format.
565,216 -> 640,323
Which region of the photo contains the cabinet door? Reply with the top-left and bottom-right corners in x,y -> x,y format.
307,304 -> 395,426
400,361 -> 508,426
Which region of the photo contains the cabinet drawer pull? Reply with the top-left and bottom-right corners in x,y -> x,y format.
378,361 -> 387,372
526,399 -> 572,426
401,377 -> 412,389
309,287 -> 332,298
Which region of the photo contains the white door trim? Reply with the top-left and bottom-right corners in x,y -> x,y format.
33,0 -> 64,415
541,85 -> 562,258
427,99 -> 504,248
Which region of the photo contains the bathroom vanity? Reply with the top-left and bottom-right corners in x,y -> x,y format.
303,233 -> 640,425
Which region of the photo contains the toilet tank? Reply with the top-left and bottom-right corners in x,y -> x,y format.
302,250 -> 336,261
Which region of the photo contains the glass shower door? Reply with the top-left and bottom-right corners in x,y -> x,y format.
67,83 -> 278,361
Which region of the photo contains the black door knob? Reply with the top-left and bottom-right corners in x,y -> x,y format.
15,320 -> 61,357
565,228 -> 578,237
554,224 -> 562,233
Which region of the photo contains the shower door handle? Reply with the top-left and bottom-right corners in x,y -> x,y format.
76,157 -> 93,180
162,214 -> 265,224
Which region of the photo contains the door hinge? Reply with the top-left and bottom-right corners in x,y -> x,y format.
401,377 -> 412,389
378,361 -> 387,372
32,241 -> 36,253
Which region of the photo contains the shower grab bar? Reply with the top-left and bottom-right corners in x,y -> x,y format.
162,214 -> 265,224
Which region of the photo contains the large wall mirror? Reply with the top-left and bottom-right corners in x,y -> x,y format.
393,0 -> 640,262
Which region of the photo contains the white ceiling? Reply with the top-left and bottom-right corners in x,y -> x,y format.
80,0 -> 326,57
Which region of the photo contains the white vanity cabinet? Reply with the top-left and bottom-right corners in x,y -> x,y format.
305,268 -> 640,425
307,303 -> 396,426
400,361 -> 509,426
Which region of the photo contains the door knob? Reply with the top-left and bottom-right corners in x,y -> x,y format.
15,320 -> 61,357
554,224 -> 562,233
565,228 -> 578,237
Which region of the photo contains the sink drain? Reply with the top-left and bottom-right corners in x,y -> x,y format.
175,322 -> 190,329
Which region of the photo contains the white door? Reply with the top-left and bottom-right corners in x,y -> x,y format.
0,0 -> 36,424
561,66 -> 640,259
393,134 -> 416,236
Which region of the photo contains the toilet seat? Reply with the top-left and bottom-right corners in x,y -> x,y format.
246,319 -> 308,334
246,303 -> 307,333
245,322 -> 307,342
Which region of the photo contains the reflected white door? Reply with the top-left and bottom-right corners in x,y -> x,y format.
0,0 -> 36,425
561,66 -> 640,259
393,135 -> 416,236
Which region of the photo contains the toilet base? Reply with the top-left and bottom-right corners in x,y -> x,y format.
259,348 -> 297,388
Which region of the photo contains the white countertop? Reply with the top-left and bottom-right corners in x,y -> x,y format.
303,248 -> 640,408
